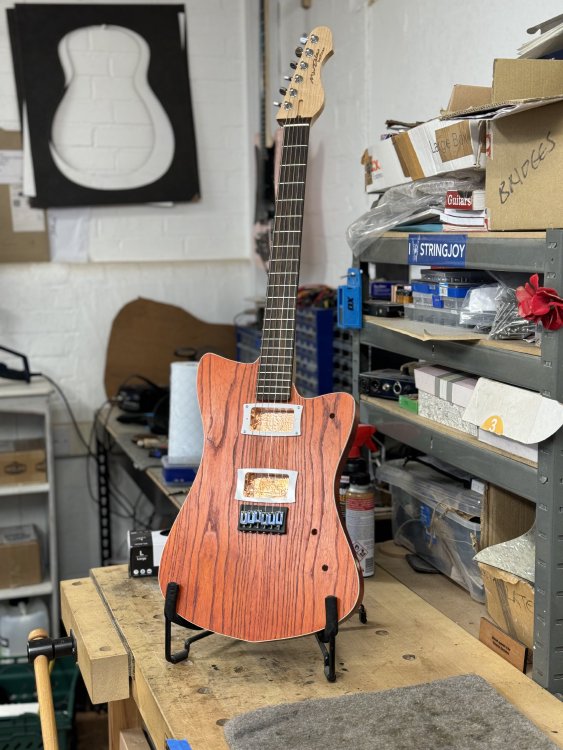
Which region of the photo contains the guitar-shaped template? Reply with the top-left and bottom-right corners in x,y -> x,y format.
159,26 -> 363,642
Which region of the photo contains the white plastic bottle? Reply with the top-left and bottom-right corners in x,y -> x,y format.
0,599 -> 49,657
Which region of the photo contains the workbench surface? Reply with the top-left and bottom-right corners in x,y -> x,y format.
62,565 -> 563,750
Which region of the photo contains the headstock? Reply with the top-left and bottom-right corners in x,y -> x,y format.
275,26 -> 333,125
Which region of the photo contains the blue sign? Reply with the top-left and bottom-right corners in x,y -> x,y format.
408,234 -> 467,267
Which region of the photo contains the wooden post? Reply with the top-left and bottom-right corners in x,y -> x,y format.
29,628 -> 58,750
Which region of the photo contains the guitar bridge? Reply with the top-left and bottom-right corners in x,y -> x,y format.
238,504 -> 288,534
241,403 -> 302,436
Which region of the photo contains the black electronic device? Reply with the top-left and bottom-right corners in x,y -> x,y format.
0,346 -> 32,382
359,368 -> 416,400
362,300 -> 404,318
116,378 -> 169,414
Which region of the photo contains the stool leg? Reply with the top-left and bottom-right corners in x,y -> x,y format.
29,629 -> 59,750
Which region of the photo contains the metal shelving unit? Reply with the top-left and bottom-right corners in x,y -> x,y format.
353,228 -> 563,694
0,378 -> 59,639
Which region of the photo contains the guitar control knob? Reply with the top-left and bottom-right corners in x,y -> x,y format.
295,46 -> 303,57
279,87 -> 287,96
289,61 -> 297,70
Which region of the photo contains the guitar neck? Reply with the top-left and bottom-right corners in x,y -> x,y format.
256,119 -> 311,403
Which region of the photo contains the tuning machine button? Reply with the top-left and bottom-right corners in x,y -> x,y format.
289,61 -> 297,70
279,87 -> 287,96
283,75 -> 292,82
295,46 -> 303,57
299,35 -> 308,44
273,101 -> 282,108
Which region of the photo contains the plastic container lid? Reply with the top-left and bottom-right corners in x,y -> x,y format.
349,471 -> 371,487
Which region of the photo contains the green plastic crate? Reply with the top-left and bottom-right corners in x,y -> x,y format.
0,656 -> 79,750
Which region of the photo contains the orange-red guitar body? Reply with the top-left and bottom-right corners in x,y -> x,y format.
158,353 -> 362,642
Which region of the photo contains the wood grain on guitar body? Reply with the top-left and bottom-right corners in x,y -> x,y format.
159,27 -> 363,643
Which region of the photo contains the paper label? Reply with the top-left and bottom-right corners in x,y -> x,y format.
408,234 -> 467,267
482,415 -> 504,435
0,150 -> 23,184
435,121 -> 474,163
9,184 -> 46,232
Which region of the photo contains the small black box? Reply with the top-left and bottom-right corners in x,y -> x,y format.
127,529 -> 169,577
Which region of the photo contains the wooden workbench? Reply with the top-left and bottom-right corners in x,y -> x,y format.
61,565 -> 563,750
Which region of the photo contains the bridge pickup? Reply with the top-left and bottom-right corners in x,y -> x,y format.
238,504 -> 288,534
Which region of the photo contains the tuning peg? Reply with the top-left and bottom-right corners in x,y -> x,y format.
273,101 -> 282,108
289,61 -> 297,70
299,35 -> 308,44
279,87 -> 287,96
283,75 -> 292,82
295,46 -> 303,57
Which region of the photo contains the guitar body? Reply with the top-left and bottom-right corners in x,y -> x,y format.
158,353 -> 363,642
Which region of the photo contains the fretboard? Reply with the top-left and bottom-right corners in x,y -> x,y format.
256,119 -> 311,403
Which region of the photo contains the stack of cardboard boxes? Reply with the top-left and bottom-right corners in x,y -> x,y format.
365,58 -> 563,231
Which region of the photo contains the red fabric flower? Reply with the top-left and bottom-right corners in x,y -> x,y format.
516,274 -> 563,331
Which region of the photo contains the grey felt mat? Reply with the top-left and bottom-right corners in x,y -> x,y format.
224,674 -> 559,750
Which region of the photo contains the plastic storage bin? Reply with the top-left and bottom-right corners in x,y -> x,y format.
377,459 -> 484,602
404,304 -> 462,327
0,656 -> 79,749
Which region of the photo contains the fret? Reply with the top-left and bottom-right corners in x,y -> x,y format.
273,215 -> 301,218
268,271 -> 300,274
282,123 -> 310,128
276,198 -> 303,202
278,181 -> 305,186
268,258 -> 300,262
272,229 -> 301,233
280,162 -> 307,167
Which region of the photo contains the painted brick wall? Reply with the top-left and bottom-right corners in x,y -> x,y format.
0,0 -> 257,426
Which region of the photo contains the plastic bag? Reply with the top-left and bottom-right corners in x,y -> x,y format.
346,171 -> 485,257
489,285 -> 538,341
458,284 -> 501,330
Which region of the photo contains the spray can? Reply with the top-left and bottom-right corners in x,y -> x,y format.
343,424 -> 379,578
346,470 -> 376,577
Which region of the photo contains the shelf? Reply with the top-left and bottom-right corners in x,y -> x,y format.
360,396 -> 537,502
0,482 -> 50,497
361,316 -> 553,396
361,232 -> 547,273
0,578 -> 53,601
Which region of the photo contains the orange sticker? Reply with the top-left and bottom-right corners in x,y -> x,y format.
482,415 -> 504,435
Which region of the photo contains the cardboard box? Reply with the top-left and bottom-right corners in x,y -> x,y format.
463,377 -> 563,462
414,365 -> 477,408
480,484 -> 535,550
393,117 -> 486,181
0,438 -> 46,486
492,59 -> 563,104
478,561 -> 534,649
362,138 -> 411,192
486,99 -> 563,230
418,391 -> 478,437
128,529 -> 169,577
0,524 -> 42,588
485,58 -> 563,229
445,84 -> 492,115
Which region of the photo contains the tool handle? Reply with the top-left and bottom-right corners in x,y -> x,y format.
29,628 -> 59,750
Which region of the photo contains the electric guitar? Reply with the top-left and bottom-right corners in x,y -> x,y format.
159,26 -> 363,643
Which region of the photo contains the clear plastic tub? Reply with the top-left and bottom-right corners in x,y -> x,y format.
404,304 -> 462,327
377,459 -> 484,602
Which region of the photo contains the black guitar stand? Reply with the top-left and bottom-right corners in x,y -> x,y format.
164,581 -> 368,681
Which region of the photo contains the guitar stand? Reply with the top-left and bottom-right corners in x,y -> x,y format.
164,582 -> 368,681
